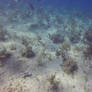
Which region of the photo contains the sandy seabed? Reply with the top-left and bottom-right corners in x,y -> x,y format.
0,7 -> 92,92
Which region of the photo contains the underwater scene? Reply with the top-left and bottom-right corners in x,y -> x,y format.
0,0 -> 92,92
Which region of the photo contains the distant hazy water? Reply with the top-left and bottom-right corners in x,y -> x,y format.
0,0 -> 92,14
42,0 -> 92,13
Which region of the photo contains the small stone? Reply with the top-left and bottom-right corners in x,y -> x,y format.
23,72 -> 32,78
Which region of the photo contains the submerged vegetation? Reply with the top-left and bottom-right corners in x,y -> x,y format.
0,45 -> 12,66
62,57 -> 78,75
83,44 -> 92,60
21,45 -> 35,58
84,27 -> 92,42
48,73 -> 60,92
0,0 -> 92,92
49,33 -> 65,44
37,47 -> 46,66
60,49 -> 78,75
0,46 -> 12,60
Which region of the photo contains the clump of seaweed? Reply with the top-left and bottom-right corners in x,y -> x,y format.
47,54 -> 53,61
37,47 -> 46,66
21,36 -> 30,47
0,46 -> 12,66
84,27 -> 92,42
48,73 -> 60,92
49,33 -> 65,44
61,57 -> 78,75
60,50 -> 68,62
36,34 -> 45,46
56,48 -> 67,61
21,45 -> 35,58
61,42 -> 71,51
0,47 -> 12,60
56,49 -> 62,57
56,42 -> 70,57
60,49 -> 78,75
83,44 -> 92,60
9,43 -> 16,51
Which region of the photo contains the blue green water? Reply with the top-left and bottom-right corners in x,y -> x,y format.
0,0 -> 92,14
